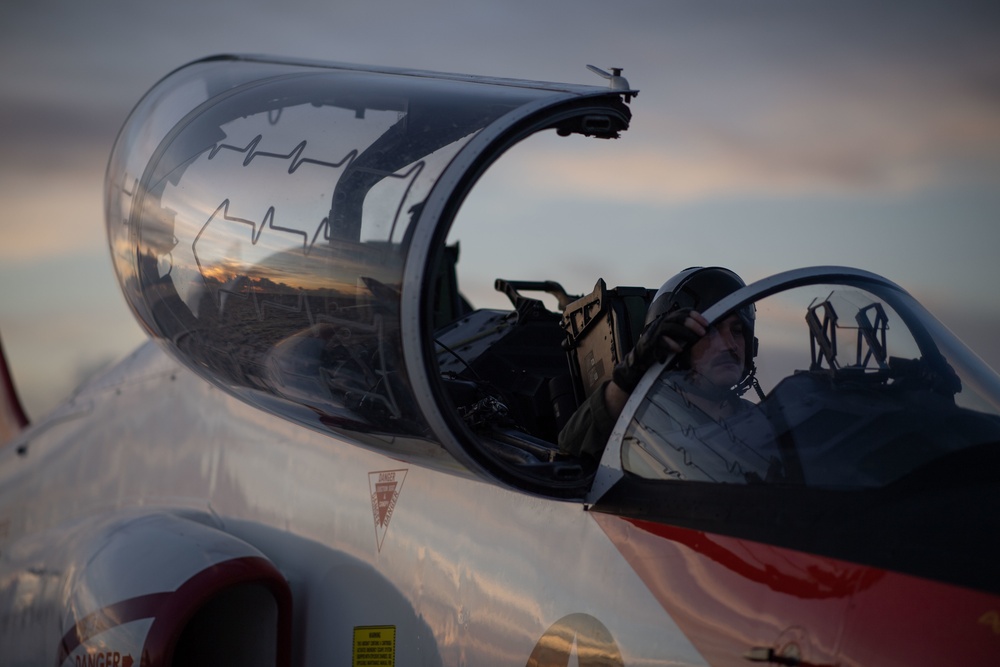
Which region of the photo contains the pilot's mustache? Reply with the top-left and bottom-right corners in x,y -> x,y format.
713,348 -> 741,365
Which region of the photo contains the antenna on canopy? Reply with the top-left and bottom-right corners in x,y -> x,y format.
586,65 -> 637,102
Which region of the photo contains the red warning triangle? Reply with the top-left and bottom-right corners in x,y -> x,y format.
368,469 -> 407,551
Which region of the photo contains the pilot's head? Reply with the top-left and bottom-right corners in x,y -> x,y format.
646,267 -> 755,391
689,313 -> 748,390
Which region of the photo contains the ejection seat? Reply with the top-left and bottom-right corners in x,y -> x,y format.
433,276 -> 653,485
560,279 -> 656,407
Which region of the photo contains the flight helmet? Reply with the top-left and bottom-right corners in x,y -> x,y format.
645,267 -> 757,390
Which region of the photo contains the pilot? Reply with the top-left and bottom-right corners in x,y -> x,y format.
558,266 -> 760,466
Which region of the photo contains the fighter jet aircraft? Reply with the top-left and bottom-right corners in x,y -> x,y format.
2,54 -> 999,666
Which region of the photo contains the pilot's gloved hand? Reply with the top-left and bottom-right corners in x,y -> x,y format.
612,308 -> 703,393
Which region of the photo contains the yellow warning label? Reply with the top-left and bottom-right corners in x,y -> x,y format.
353,625 -> 396,667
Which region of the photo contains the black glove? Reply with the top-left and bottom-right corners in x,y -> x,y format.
612,308 -> 701,393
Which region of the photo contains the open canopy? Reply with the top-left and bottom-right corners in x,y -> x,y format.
106,54 -> 634,484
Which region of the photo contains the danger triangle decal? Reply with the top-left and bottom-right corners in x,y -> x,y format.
369,469 -> 407,552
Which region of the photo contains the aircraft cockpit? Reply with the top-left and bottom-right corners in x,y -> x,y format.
585,268 -> 1000,593
597,268 -> 1000,492
106,55 -> 1000,532
431,261 -> 1000,510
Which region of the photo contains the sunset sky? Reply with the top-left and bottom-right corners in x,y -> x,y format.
1,0 -> 998,419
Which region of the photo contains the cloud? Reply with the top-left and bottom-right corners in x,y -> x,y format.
0,171 -> 106,260
509,71 -> 1000,204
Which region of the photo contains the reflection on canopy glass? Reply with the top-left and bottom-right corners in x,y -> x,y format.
114,63 -> 549,442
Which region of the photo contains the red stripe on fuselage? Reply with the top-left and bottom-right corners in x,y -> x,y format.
592,513 -> 1000,666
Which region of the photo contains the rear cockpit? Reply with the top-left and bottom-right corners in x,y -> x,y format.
432,275 -> 654,492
